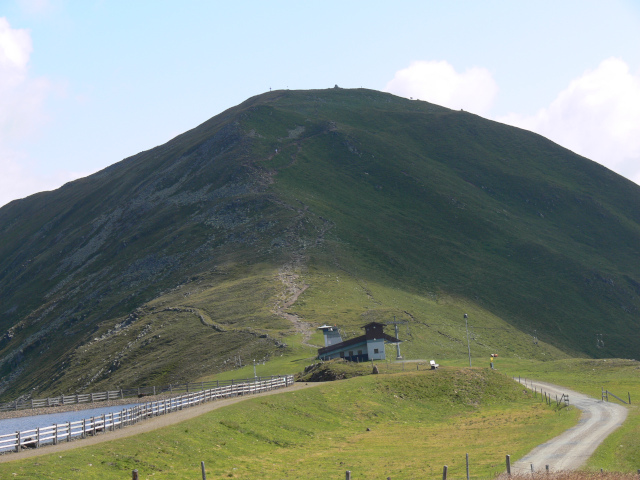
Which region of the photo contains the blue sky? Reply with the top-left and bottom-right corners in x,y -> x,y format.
1,0 -> 639,206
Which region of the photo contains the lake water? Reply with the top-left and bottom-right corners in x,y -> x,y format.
0,402 -> 141,436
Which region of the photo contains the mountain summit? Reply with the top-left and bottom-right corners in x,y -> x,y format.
1,88 -> 639,399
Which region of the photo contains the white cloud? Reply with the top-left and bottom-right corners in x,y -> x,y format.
498,58 -> 640,185
0,17 -> 83,208
0,17 -> 43,138
385,60 -> 498,115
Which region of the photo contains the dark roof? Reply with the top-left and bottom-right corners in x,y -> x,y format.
362,321 -> 386,328
318,335 -> 367,355
317,330 -> 401,356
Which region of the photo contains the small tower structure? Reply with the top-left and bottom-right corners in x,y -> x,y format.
318,325 -> 343,347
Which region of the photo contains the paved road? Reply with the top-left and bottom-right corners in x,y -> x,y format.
512,379 -> 628,473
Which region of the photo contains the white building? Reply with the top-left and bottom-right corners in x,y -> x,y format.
317,322 -> 401,362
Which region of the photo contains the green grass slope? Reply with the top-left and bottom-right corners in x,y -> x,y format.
248,89 -> 640,359
0,87 -> 639,399
0,368 -> 578,479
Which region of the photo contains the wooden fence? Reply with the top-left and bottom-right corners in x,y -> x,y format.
514,377 -> 571,407
602,388 -> 631,405
0,375 -> 294,454
0,376 -> 285,412
130,454 -> 640,479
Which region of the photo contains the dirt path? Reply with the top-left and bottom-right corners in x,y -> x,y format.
0,382 -> 322,463
512,379 -> 628,473
274,261 -> 319,348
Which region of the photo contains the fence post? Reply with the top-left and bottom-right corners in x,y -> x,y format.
346,471 -> 351,480
531,464 -> 534,473
15,431 -> 20,452
443,465 -> 448,480
506,455 -> 511,476
132,469 -> 139,480
629,392 -> 631,404
546,465 -> 550,473
466,453 -> 470,480
201,461 -> 207,480
53,424 -> 58,445
36,427 -> 40,448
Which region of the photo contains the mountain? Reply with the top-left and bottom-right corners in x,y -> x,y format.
1,88 -> 639,400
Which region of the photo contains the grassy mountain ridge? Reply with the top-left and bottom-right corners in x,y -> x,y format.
0,88 -> 639,399
252,89 -> 640,355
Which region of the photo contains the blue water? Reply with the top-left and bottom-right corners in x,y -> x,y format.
0,402 -> 140,435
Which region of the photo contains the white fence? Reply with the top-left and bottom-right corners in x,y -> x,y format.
0,376 -> 283,412
0,375 -> 294,454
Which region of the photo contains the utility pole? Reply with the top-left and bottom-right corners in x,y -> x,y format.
387,316 -> 407,360
464,314 -> 471,367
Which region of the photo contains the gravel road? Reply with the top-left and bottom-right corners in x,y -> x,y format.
512,379 -> 628,473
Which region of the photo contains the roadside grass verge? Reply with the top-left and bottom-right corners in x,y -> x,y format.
498,358 -> 640,473
0,368 -> 577,479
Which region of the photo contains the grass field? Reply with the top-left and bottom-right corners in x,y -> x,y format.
0,367 -> 577,479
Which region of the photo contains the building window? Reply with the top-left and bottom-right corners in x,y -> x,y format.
374,348 -> 379,354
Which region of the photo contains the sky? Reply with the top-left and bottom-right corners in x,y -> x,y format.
1,0 -> 639,207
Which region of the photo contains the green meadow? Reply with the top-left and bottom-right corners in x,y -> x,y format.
0,366 -> 577,479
